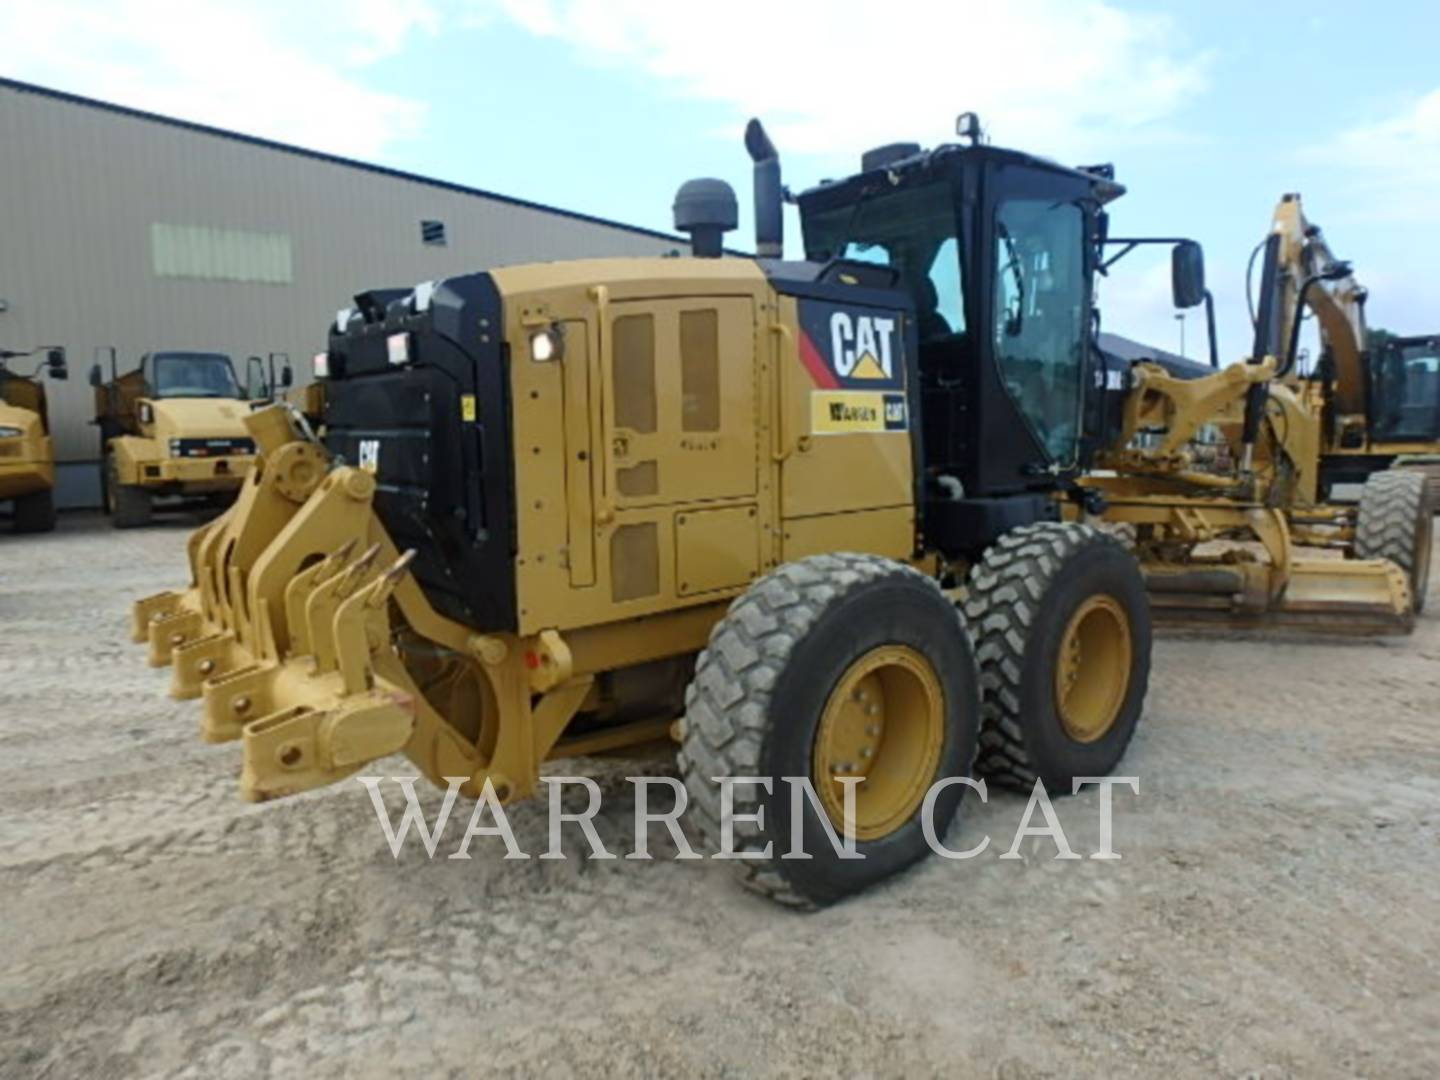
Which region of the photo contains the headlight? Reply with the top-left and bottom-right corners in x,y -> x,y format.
529,326 -> 563,362
0,425 -> 22,438
169,439 -> 181,456
387,332 -> 411,366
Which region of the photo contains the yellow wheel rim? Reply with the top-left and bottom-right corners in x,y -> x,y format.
1054,595 -> 1132,743
811,645 -> 945,843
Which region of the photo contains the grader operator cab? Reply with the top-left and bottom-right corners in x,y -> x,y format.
91,349 -> 290,527
134,116 -> 1162,907
0,346 -> 67,533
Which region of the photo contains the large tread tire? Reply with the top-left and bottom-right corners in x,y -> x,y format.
111,482 -> 152,528
12,488 -> 56,533
108,454 -> 153,529
964,522 -> 1151,793
678,553 -> 980,909
1355,469 -> 1433,614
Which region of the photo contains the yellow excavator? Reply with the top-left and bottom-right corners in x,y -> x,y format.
0,345 -> 67,533
1266,194 -> 1440,502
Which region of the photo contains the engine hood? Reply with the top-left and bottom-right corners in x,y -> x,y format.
149,398 -> 252,441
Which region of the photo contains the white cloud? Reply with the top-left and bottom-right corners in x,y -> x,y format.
1308,89 -> 1440,223
0,0 -> 438,159
483,0 -> 1207,161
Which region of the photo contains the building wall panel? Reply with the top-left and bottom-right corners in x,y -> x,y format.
0,80 -> 686,499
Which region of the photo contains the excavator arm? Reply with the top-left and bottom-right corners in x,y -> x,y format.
1268,194 -> 1370,425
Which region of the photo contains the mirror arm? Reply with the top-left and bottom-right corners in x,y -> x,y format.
1204,290 -> 1219,369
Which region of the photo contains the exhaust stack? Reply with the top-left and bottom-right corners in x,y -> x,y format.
744,118 -> 784,258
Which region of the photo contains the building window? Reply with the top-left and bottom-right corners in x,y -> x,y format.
150,223 -> 293,284
421,219 -> 447,246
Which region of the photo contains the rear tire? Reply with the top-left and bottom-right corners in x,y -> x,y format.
108,455 -> 152,529
12,489 -> 56,533
1355,469 -> 1432,614
964,522 -> 1151,792
679,553 -> 980,908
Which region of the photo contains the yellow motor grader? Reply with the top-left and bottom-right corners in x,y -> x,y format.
1081,196 -> 1432,624
132,117 -> 1412,906
0,345 -> 67,532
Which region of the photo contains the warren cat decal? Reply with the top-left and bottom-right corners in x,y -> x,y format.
798,298 -> 909,434
811,390 -> 909,434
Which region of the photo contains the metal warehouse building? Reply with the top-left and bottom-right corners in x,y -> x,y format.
0,77 -> 687,507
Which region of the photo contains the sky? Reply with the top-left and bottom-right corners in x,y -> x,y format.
2,0 -> 1438,362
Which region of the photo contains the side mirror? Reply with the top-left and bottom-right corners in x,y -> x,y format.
46,348 -> 68,381
1171,240 -> 1206,310
270,351 -> 293,390
89,363 -> 103,388
245,355 -> 267,400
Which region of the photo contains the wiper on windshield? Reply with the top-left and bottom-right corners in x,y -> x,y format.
819,181 -> 884,266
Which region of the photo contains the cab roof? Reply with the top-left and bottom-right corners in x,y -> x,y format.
798,142 -> 1126,208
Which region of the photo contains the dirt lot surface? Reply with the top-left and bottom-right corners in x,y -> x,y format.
2,512 -> 1437,1078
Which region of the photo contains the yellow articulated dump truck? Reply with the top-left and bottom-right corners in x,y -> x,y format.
91,349 -> 291,527
0,346 -> 67,533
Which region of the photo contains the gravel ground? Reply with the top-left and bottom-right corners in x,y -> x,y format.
1,512 -> 1437,1079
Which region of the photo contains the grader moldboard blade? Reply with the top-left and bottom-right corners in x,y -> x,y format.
1142,555 -> 1413,634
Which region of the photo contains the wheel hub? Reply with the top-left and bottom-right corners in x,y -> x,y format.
1053,595 -> 1132,743
812,645 -> 944,842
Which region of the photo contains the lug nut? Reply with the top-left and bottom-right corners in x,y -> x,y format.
234,696 -> 252,714
169,633 -> 185,646
865,724 -> 879,736
865,704 -> 879,717
860,747 -> 873,759
198,659 -> 215,675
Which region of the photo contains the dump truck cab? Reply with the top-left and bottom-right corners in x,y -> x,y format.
92,349 -> 276,527
0,346 -> 67,533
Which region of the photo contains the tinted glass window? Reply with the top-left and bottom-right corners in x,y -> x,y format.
151,354 -> 242,399
993,199 -> 1086,463
804,182 -> 964,341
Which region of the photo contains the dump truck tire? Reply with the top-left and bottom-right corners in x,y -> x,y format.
964,522 -> 1151,793
12,489 -> 56,533
1356,469 -> 1433,615
679,553 -> 980,908
107,455 -> 152,529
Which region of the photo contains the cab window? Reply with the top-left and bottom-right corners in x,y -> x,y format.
150,353 -> 243,399
804,181 -> 965,342
993,199 -> 1086,463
